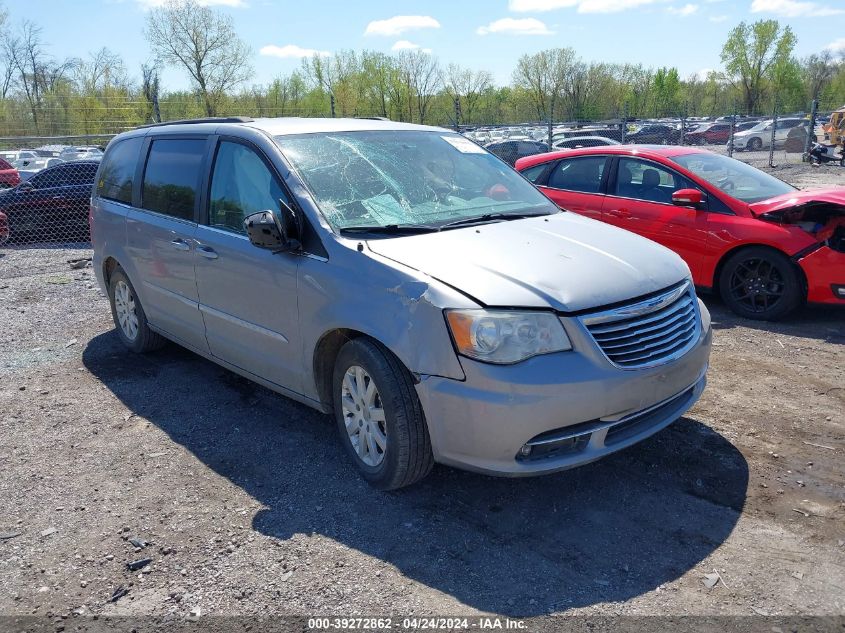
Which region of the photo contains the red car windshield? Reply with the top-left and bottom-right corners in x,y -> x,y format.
671,152 -> 795,203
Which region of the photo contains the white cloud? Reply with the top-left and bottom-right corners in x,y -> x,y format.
667,3 -> 699,15
391,40 -> 433,54
750,0 -> 844,16
508,0 -> 577,10
476,18 -> 554,35
825,38 -> 845,54
577,0 -> 660,13
709,13 -> 729,20
510,0 -> 673,14
695,68 -> 714,80
136,0 -> 248,8
259,44 -> 330,59
364,16 -> 441,36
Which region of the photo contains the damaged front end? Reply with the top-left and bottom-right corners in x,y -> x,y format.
755,198 -> 845,303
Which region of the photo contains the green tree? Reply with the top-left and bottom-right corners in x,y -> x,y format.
720,20 -> 796,115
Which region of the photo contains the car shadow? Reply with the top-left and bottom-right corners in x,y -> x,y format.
702,295 -> 845,345
83,332 -> 748,617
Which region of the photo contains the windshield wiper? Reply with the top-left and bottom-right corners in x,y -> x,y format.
339,224 -> 440,236
437,211 -> 552,231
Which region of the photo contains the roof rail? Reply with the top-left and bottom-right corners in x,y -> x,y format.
355,116 -> 391,121
138,116 -> 254,129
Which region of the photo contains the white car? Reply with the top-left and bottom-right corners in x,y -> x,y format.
59,146 -> 104,161
731,118 -> 805,151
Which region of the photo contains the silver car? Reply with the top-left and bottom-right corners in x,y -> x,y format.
91,117 -> 712,490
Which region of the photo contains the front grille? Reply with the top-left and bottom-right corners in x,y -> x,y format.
581,282 -> 700,369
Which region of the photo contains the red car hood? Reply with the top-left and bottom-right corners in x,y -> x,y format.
748,187 -> 845,216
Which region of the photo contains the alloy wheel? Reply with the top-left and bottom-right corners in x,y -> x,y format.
114,280 -> 140,341
340,365 -> 387,467
728,257 -> 785,314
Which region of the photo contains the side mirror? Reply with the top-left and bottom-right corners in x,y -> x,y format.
243,202 -> 301,252
672,188 -> 705,209
18,181 -> 34,192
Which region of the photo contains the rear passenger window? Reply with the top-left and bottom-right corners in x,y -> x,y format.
142,139 -> 205,221
547,157 -> 606,193
97,137 -> 143,204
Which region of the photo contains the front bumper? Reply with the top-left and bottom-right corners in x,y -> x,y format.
798,246 -> 845,304
415,300 -> 712,476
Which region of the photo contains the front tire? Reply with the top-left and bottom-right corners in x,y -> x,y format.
332,338 -> 433,490
108,267 -> 166,353
748,137 -> 763,151
718,247 -> 803,321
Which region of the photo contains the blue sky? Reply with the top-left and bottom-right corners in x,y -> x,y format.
8,0 -> 845,90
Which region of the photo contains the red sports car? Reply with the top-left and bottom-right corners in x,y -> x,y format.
0,210 -> 8,245
0,157 -> 20,189
515,146 -> 845,320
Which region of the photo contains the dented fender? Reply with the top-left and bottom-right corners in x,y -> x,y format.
296,241 -> 477,402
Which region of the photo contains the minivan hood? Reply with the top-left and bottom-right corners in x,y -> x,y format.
366,213 -> 690,312
748,187 -> 845,217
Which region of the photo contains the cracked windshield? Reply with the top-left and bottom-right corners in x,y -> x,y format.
275,130 -> 556,232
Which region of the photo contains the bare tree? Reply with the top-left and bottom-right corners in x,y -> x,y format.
397,50 -> 441,124
512,48 -> 574,121
74,48 -> 127,94
445,64 -> 492,124
142,62 -> 162,123
0,4 -> 13,99
145,0 -> 252,116
802,51 -> 838,100
5,21 -> 50,130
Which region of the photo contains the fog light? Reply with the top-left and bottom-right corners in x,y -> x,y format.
833,285 -> 845,299
519,444 -> 533,457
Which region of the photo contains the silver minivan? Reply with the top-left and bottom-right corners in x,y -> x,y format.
91,117 -> 712,489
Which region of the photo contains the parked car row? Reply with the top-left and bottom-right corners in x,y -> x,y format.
0,160 -> 100,244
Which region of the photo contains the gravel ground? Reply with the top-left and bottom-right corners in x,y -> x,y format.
0,164 -> 843,626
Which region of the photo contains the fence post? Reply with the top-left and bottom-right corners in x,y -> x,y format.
330,94 -> 336,118
728,105 -> 736,158
547,110 -> 553,151
454,97 -> 461,133
680,103 -> 687,146
768,105 -> 778,168
621,102 -> 628,144
804,99 -> 818,161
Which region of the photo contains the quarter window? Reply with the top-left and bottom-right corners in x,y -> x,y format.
142,139 -> 206,221
520,163 -> 548,183
97,137 -> 144,204
208,141 -> 288,234
547,157 -> 606,193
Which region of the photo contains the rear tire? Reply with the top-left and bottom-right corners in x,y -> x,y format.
108,267 -> 166,353
718,247 -> 803,321
332,338 -> 433,490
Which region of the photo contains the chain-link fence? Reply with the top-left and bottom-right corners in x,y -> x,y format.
0,96 -> 843,267
0,137 -> 106,248
458,98 -> 844,169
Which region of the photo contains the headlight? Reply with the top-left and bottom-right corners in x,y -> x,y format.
445,309 -> 572,364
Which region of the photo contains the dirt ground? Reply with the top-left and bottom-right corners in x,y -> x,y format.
0,163 -> 843,626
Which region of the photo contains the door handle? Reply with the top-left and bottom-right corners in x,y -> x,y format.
196,245 -> 218,260
607,209 -> 632,219
170,239 -> 190,251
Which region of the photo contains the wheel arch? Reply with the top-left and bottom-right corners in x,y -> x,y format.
102,256 -> 120,287
313,329 -> 414,413
712,243 -> 808,299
